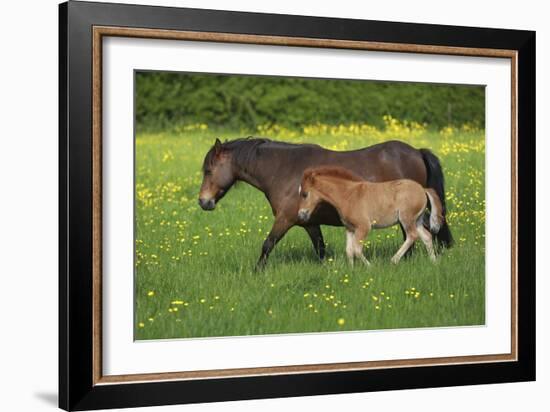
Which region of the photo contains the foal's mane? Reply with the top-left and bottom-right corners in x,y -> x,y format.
303,166 -> 364,183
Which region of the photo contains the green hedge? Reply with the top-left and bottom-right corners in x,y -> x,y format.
135,71 -> 485,132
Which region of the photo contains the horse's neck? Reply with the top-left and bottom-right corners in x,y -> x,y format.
233,146 -> 286,194
235,165 -> 266,192
236,173 -> 263,194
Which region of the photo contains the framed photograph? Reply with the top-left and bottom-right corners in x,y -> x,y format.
59,1 -> 535,410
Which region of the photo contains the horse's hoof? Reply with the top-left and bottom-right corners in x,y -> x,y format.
254,262 -> 267,272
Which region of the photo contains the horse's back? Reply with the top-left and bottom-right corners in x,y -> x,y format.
323,140 -> 426,183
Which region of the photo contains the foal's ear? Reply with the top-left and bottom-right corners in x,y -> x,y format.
213,138 -> 223,155
305,171 -> 316,183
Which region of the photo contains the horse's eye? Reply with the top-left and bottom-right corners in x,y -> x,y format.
301,191 -> 308,198
204,170 -> 212,176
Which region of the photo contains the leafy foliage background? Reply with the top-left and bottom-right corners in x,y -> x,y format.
135,71 -> 485,132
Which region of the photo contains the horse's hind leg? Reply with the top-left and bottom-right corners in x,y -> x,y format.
436,221 -> 454,248
416,222 -> 437,262
422,210 -> 451,251
304,225 -> 326,260
391,221 -> 418,264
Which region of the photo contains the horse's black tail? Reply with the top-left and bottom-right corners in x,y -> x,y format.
420,148 -> 454,247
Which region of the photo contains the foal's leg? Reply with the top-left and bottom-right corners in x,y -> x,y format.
353,226 -> 371,266
345,230 -> 355,266
391,221 -> 418,264
304,225 -> 326,260
417,222 -> 437,262
256,217 -> 292,270
400,222 -> 415,258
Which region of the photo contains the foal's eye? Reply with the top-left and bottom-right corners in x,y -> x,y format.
301,191 -> 308,198
204,170 -> 212,176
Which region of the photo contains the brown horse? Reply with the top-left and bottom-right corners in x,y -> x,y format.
198,137 -> 452,268
297,166 -> 444,265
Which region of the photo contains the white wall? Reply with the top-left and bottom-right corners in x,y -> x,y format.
0,1 -> 546,411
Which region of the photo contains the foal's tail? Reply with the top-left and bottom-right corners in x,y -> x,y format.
425,189 -> 444,234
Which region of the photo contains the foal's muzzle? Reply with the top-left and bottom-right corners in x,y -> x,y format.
198,198 -> 216,211
298,209 -> 311,222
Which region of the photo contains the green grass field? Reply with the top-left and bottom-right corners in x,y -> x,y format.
135,119 -> 485,340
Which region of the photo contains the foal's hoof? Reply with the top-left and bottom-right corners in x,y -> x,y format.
390,257 -> 400,265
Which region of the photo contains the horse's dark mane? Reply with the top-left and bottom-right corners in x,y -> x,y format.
303,166 -> 364,182
203,137 -> 315,172
225,137 -> 270,172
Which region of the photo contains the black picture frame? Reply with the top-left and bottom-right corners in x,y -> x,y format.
59,1 -> 535,410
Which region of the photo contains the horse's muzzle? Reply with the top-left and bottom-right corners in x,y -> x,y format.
298,209 -> 311,222
198,198 -> 216,211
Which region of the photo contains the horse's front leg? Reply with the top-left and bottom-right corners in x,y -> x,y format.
255,217 -> 293,271
304,225 -> 326,261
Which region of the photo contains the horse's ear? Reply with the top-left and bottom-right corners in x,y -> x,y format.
214,138 -> 222,155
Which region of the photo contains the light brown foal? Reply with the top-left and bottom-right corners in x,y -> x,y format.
297,166 -> 444,265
